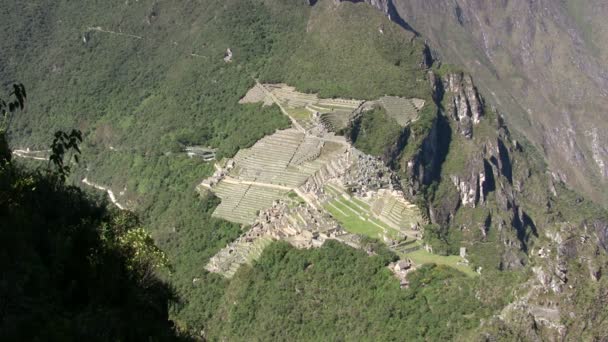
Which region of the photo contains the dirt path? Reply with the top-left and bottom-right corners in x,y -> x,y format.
221,176 -> 293,191
256,80 -> 307,133
87,26 -> 143,40
12,149 -> 49,161
82,177 -> 126,210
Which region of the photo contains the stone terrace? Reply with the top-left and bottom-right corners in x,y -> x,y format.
212,182 -> 289,225
369,189 -> 422,238
378,96 -> 425,126
263,84 -> 363,133
205,128 -> 348,225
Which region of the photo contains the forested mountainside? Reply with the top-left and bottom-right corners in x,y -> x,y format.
1,0 -> 607,340
365,0 -> 608,207
1,92 -> 183,340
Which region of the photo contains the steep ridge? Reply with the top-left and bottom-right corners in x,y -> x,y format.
328,3 -> 608,334
386,0 -> 608,207
344,62 -> 608,338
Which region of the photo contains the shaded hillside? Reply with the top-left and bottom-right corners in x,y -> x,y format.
0,135 -> 182,339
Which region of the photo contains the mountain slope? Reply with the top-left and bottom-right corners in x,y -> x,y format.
384,0 -> 608,207
0,132 -> 181,340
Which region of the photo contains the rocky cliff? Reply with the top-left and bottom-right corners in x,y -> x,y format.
403,68 -> 608,338
387,0 -> 608,207
389,66 -> 608,338
338,0 -> 608,207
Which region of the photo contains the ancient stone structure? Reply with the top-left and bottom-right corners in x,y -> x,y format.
205,199 -> 359,278
185,146 -> 216,161
223,48 -> 233,62
203,82 -> 426,282
388,258 -> 416,288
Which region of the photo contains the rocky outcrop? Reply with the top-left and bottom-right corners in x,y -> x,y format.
334,0 -> 388,16
388,0 -> 608,206
443,73 -> 483,138
223,48 -> 233,63
400,109 -> 444,201
450,161 -> 484,208
334,0 -> 416,34
592,219 -> 608,253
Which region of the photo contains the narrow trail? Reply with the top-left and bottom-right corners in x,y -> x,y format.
12,149 -> 49,161
222,176 -> 293,191
13,149 -> 126,210
256,80 -> 307,133
82,178 -> 126,210
87,26 -> 143,40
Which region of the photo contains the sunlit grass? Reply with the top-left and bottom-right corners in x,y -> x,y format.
403,248 -> 477,277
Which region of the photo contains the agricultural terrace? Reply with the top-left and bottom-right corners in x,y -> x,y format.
322,183 -> 422,241
378,96 -> 425,126
209,129 -> 347,224
212,181 -> 289,225
206,235 -> 274,278
263,84 -> 363,132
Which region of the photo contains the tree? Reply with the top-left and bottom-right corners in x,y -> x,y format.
0,83 -> 26,162
0,84 -> 189,340
48,129 -> 83,182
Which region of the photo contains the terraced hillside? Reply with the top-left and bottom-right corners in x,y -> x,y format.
205,128 -> 349,224
370,189 -> 422,234
211,181 -> 289,225
242,83 -> 428,133
378,96 -> 425,126
262,84 -> 363,132
323,183 -> 423,241
230,129 -> 347,186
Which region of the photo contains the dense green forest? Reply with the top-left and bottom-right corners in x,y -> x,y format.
346,106 -> 405,156
0,92 -> 184,340
207,241 -> 498,341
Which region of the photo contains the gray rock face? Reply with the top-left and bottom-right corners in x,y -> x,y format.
449,157 -> 494,209
593,219 -> 608,253
387,0 -> 608,206
335,0 -> 389,16
443,73 -> 484,138
335,0 -> 418,35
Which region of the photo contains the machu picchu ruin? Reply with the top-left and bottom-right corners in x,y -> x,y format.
240,83 -> 425,135
202,83 -> 427,278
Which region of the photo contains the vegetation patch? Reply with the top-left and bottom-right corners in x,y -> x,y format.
346,106 -> 405,157
404,248 -> 477,277
207,241 -> 489,341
